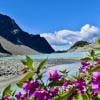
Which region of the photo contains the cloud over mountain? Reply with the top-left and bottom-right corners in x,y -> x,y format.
40,24 -> 100,50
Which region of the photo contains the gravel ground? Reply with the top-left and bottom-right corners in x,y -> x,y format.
0,60 -> 24,81
0,58 -> 79,88
0,58 -> 80,80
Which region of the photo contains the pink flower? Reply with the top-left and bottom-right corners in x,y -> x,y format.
74,79 -> 86,94
91,71 -> 100,95
48,70 -> 61,81
49,87 -> 58,97
3,96 -> 9,100
96,59 -> 100,65
22,80 -> 40,99
63,80 -> 69,86
33,90 -> 51,100
81,61 -> 90,72
15,92 -> 27,100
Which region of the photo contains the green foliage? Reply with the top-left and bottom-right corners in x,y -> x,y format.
92,66 -> 100,72
89,50 -> 97,60
53,87 -> 76,100
90,50 -> 95,57
21,71 -> 34,81
60,69 -> 69,77
95,94 -> 100,100
53,92 -> 71,100
2,85 -> 12,96
95,53 -> 100,57
82,49 -> 100,61
22,56 -> 34,70
17,72 -> 34,88
73,93 -> 89,100
48,80 -> 64,87
16,82 -> 22,88
81,57 -> 91,61
36,58 -> 47,73
96,38 -> 100,44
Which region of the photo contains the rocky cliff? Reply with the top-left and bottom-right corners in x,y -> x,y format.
0,14 -> 54,55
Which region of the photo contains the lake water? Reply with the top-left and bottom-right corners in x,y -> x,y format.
0,51 -> 89,77
0,51 -> 88,78
14,52 -> 88,80
0,51 -> 88,61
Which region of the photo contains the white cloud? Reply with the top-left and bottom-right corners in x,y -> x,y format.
40,24 -> 100,50
80,24 -> 100,37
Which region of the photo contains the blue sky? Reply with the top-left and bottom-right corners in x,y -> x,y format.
0,0 -> 100,50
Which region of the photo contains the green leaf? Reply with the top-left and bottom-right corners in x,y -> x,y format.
61,93 -> 72,100
90,50 -> 95,57
53,93 -> 71,100
22,56 -> 34,70
95,47 -> 100,50
53,96 -> 59,100
60,69 -> 69,77
36,74 -> 43,80
96,38 -> 100,44
16,82 -> 23,88
36,58 -> 47,73
12,90 -> 16,96
81,57 -> 91,61
87,86 -> 92,95
48,80 -> 63,87
20,71 -> 34,82
60,69 -> 68,74
93,57 -> 98,61
95,94 -> 100,100
82,94 -> 89,100
92,66 -> 100,72
73,94 -> 89,100
3,85 -> 12,96
17,71 -> 34,88
53,88 -> 76,100
95,53 -> 100,57
73,95 -> 83,100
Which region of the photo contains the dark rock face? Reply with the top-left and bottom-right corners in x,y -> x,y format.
15,32 -> 54,53
0,14 -> 54,54
70,41 -> 90,49
0,44 -> 11,54
67,40 -> 90,52
0,14 -> 21,44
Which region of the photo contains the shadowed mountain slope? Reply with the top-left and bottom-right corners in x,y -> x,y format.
0,14 -> 54,55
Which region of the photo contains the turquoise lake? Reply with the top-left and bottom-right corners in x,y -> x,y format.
0,51 -> 89,61
1,51 -> 90,78
0,51 -> 90,78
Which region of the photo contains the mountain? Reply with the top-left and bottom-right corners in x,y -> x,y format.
0,14 -> 54,55
67,40 -> 100,52
0,36 -> 39,55
67,40 -> 90,52
0,43 -> 11,54
70,41 -> 90,49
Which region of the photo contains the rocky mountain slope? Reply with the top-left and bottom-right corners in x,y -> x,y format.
0,36 -> 39,55
67,40 -> 99,52
0,14 -> 54,55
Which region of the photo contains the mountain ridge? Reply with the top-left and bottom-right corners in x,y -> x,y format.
67,40 -> 98,52
0,13 -> 54,55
